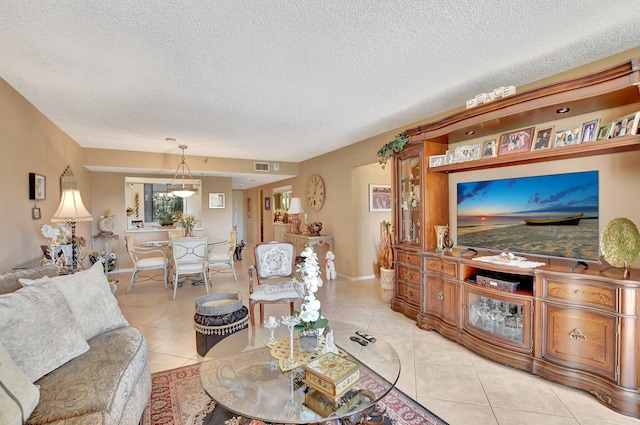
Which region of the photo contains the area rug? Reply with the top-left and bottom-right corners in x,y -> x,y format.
142,363 -> 449,425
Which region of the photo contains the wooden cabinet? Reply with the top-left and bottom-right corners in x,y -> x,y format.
418,254 -> 458,339
392,248 -> 422,319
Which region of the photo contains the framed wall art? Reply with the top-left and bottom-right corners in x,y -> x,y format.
369,184 -> 392,212
32,207 -> 41,220
29,173 -> 46,200
209,193 -> 226,209
264,197 -> 271,210
497,127 -> 535,155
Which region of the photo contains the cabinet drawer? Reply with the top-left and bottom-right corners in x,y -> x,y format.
542,303 -> 617,381
426,258 -> 456,277
397,265 -> 421,285
397,282 -> 420,306
544,279 -> 616,311
397,251 -> 421,267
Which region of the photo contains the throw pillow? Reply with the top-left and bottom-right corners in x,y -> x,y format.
41,261 -> 128,340
0,341 -> 39,425
0,284 -> 89,382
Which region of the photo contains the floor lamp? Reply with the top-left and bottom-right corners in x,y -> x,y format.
51,189 -> 93,273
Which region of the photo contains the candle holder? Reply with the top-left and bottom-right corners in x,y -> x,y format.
281,314 -> 301,369
264,316 -> 280,345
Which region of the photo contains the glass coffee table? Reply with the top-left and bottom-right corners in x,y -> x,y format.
200,321 -> 400,424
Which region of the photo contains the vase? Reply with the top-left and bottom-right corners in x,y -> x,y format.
184,227 -> 194,237
298,328 -> 321,352
380,267 -> 395,303
98,216 -> 115,234
434,225 -> 448,253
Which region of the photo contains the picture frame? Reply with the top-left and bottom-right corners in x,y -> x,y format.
369,184 -> 392,212
532,126 -> 554,151
609,112 -> 640,138
454,143 -> 480,162
29,173 -> 46,200
554,127 -> 581,147
264,197 -> 271,210
581,119 -> 600,143
445,149 -> 455,164
429,155 -> 446,167
208,193 -> 225,209
497,127 -> 535,156
31,207 -> 41,220
597,122 -> 612,140
481,139 -> 497,158
247,198 -> 252,218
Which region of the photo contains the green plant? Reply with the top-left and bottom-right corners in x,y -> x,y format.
377,132 -> 409,169
158,212 -> 175,226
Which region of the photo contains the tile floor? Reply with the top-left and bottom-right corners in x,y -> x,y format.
116,253 -> 640,425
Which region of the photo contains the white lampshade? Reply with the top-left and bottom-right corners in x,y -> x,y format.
51,189 -> 93,223
288,197 -> 303,214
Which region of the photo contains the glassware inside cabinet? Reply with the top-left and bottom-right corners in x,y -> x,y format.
399,156 -> 421,243
468,292 -> 523,342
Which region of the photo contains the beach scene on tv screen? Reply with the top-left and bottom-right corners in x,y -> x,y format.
457,171 -> 599,261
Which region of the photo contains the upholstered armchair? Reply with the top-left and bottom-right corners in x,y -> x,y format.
124,235 -> 168,294
208,230 -> 238,282
248,241 -> 302,326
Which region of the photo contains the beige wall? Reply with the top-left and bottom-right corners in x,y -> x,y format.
3,46 -> 640,275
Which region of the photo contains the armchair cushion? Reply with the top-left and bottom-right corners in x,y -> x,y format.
250,280 -> 303,302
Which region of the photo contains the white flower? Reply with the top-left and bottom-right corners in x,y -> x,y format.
41,224 -> 60,240
295,245 -> 327,328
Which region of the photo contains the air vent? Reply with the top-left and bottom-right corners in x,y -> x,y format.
254,162 -> 270,172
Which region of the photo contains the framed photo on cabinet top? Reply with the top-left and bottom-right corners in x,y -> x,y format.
597,122 -> 612,140
209,193 -> 226,209
429,155 -> 446,167
554,127 -> 581,147
532,126 -> 554,151
481,139 -> 497,158
453,143 -> 480,162
581,119 -> 600,142
497,127 -> 535,156
28,173 -> 46,200
445,149 -> 455,164
609,112 -> 640,138
369,184 -> 392,212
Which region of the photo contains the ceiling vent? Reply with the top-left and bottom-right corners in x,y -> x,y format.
254,162 -> 270,172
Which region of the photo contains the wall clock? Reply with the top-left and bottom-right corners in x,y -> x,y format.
306,174 -> 325,211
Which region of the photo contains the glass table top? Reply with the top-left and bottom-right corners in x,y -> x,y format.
199,321 -> 400,424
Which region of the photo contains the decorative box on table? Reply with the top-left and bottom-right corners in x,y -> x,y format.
302,352 -> 360,399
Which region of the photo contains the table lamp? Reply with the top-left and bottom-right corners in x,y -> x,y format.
51,189 -> 93,272
288,198 -> 303,234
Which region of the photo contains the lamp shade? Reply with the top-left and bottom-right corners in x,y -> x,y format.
288,197 -> 303,214
51,189 -> 93,223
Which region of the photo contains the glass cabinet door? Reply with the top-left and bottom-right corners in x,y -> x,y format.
467,292 -> 524,342
398,155 -> 421,244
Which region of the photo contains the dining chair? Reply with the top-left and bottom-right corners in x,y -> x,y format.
248,241 -> 302,326
208,230 -> 238,282
171,236 -> 209,299
124,235 -> 168,294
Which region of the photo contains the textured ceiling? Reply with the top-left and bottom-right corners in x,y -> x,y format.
1,1 -> 640,176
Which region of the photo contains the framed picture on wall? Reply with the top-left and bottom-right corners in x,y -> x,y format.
264,197 -> 271,210
209,193 -> 226,209
29,173 -> 46,200
31,207 -> 41,220
369,184 -> 392,212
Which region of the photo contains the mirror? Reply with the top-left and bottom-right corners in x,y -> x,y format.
125,177 -> 202,230
272,185 -> 292,212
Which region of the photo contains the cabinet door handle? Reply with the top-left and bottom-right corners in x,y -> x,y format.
569,328 -> 587,341
575,290 -> 584,296
404,271 -> 412,280
436,291 -> 444,301
404,290 -> 412,298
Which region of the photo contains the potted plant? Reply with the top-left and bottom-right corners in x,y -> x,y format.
377,132 -> 409,169
378,221 -> 395,303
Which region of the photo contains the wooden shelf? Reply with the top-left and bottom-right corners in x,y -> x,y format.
428,135 -> 640,173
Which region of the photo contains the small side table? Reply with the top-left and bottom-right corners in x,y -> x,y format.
90,233 -> 120,277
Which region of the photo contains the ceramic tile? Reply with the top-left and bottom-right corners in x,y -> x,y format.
493,408 -> 580,425
415,364 -> 489,405
417,397 -> 498,425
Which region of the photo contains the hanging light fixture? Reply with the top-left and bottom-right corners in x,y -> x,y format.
167,140 -> 198,198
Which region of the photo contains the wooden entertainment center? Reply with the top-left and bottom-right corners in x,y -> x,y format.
390,58 -> 640,418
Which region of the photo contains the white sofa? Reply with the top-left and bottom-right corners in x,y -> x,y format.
0,262 -> 151,425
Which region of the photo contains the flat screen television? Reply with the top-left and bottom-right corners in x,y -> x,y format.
456,171 -> 599,262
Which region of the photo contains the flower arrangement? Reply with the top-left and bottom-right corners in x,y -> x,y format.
294,245 -> 328,331
41,223 -> 71,246
175,212 -> 197,236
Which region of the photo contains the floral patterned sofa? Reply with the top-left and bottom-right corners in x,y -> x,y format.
0,262 -> 151,425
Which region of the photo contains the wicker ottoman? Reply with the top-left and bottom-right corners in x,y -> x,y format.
194,292 -> 249,357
